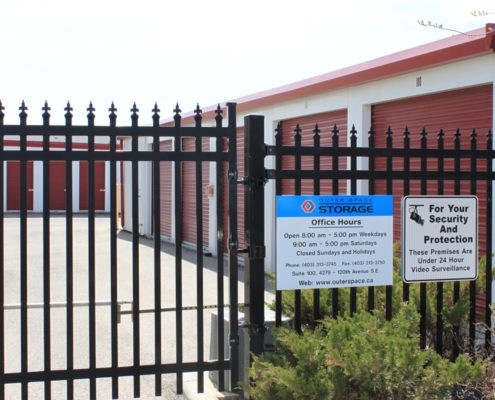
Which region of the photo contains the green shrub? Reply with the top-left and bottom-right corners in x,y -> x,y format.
248,304 -> 485,400
270,242 -> 493,355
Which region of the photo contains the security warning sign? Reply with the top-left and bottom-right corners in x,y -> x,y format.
276,195 -> 393,290
402,196 -> 478,283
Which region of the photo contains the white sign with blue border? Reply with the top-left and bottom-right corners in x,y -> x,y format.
276,195 -> 394,290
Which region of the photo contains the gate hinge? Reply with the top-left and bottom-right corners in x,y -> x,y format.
245,322 -> 267,337
228,169 -> 238,182
228,239 -> 237,251
229,335 -> 240,346
240,176 -> 268,188
249,245 -> 265,259
251,323 -> 267,336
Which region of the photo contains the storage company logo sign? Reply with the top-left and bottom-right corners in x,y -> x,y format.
301,200 -> 315,213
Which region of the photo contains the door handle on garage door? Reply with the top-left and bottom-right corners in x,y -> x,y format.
28,189 -> 34,192
99,189 -> 106,192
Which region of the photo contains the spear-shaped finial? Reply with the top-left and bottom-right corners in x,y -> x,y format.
87,101 -> 96,127
64,101 -> 73,114
454,128 -> 461,150
420,127 -> 427,148
294,124 -> 301,146
313,123 -> 320,136
130,102 -> 138,127
64,101 -> 73,126
194,103 -> 202,127
152,102 -> 160,128
368,126 -> 375,147
130,102 -> 139,115
275,122 -> 282,144
332,124 -> 339,147
42,101 -> 51,126
0,100 -> 4,126
294,123 -> 301,136
173,102 -> 181,115
19,100 -> 28,125
109,101 -> 118,114
173,103 -> 181,127
313,123 -> 320,147
214,104 -> 223,127
350,124 -> 357,147
108,102 -> 118,127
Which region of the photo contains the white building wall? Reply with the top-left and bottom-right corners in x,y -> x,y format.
122,139 -> 133,232
72,161 -> 80,212
33,161 -> 43,212
138,137 -> 152,236
225,53 -> 495,272
126,53 -> 495,279
2,162 -> 6,212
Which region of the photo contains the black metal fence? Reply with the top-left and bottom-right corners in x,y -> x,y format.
242,115 -> 493,364
0,101 -> 239,399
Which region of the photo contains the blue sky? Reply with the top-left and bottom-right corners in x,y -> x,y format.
1,0 -> 493,125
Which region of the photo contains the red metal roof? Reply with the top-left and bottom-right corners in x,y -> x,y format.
160,24 -> 495,127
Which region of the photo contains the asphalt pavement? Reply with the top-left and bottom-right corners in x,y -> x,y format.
3,214 -> 272,399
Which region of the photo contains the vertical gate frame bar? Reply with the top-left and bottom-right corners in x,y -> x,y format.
312,125 -> 320,325
349,126 -> 357,316
42,120 -> 52,400
385,128 -> 393,321
88,121 -> 97,399
243,114 -> 266,396
469,132 -> 478,355
20,110 -> 28,400
436,129 -> 445,356
367,127 -> 375,312
174,112 -> 184,395
65,113 -> 75,400
453,130 -> 461,360
485,131 -> 492,351
0,117 -> 4,400
274,123 -> 282,328
109,114 -> 119,399
293,125 -> 301,333
152,114 -> 162,397
131,123 -> 141,398
419,129 -> 427,350
226,102 -> 239,393
215,108 -> 225,392
195,110 -> 205,393
403,128 -> 411,304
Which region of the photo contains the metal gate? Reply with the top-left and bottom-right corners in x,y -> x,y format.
0,101 -> 240,399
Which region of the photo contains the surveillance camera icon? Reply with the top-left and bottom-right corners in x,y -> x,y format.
409,205 -> 424,226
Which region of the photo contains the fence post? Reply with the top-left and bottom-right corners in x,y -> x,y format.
243,115 -> 266,398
